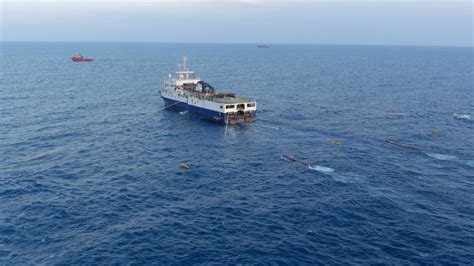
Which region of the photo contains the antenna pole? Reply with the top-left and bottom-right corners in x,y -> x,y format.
182,56 -> 188,79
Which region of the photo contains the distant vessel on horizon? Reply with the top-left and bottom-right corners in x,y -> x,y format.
257,44 -> 271,48
71,54 -> 93,62
160,57 -> 257,125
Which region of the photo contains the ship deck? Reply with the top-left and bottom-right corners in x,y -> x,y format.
211,96 -> 253,104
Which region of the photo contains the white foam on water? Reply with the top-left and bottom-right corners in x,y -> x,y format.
463,160 -> 474,167
426,153 -> 458,161
179,110 -> 188,115
261,124 -> 280,130
452,112 -> 472,120
308,165 -> 335,173
332,174 -> 361,183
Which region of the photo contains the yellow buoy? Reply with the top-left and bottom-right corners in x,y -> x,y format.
180,163 -> 190,170
331,139 -> 342,145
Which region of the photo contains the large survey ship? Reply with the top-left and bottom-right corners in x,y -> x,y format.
161,57 -> 257,125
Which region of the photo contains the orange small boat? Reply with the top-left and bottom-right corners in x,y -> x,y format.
71,54 -> 93,62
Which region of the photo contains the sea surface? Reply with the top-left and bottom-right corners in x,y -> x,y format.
1,42 -> 473,264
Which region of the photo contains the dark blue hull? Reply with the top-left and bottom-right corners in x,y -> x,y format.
162,97 -> 255,124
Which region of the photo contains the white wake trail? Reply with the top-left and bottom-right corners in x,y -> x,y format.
308,165 -> 335,173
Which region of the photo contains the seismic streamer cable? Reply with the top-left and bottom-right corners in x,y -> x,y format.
313,103 -> 408,116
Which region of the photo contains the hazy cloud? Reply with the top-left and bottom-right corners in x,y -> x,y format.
1,0 -> 472,46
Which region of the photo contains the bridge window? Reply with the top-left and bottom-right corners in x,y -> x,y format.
226,105 -> 235,109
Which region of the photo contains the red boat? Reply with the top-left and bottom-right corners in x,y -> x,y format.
71,54 -> 93,62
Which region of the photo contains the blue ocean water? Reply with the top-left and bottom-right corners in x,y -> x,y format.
1,42 -> 473,264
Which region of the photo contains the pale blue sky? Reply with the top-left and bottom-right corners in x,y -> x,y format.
1,0 -> 472,46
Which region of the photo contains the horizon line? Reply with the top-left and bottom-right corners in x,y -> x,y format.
1,40 -> 472,48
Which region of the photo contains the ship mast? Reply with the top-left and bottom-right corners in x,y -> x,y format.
176,56 -> 194,80
182,56 -> 187,70
182,56 -> 188,79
